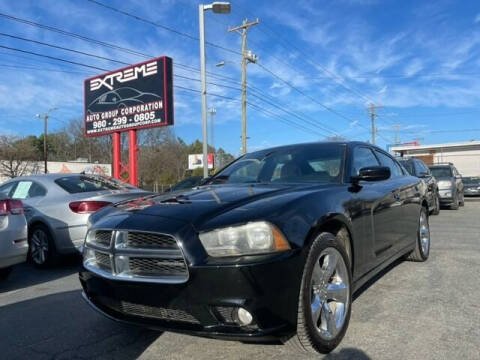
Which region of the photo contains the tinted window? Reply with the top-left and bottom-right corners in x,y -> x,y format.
398,159 -> 414,175
0,182 -> 16,198
375,151 -> 403,178
209,144 -> 344,184
464,177 -> 480,185
351,147 -> 379,176
55,176 -> 121,194
430,167 -> 452,178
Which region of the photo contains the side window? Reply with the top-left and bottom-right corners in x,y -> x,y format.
0,182 -> 16,198
374,151 -> 403,178
351,147 -> 379,176
413,160 -> 424,176
11,181 -> 46,199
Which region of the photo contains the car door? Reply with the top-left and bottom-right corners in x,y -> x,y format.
371,150 -> 407,259
376,151 -> 420,251
10,180 -> 48,223
453,167 -> 463,195
348,146 -> 396,275
414,160 -> 434,207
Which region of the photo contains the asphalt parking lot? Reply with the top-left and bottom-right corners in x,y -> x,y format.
1,201 -> 479,360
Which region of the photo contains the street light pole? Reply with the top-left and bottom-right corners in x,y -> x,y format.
36,107 -> 57,174
199,2 -> 231,179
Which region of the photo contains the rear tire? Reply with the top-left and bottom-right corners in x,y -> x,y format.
285,232 -> 352,354
405,207 -> 430,262
0,267 -> 13,280
29,224 -> 57,268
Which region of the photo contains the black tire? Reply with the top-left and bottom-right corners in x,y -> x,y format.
28,224 -> 57,268
431,193 -> 440,215
405,207 -> 430,262
285,232 -> 352,354
450,194 -> 459,210
459,192 -> 465,207
0,266 -> 13,280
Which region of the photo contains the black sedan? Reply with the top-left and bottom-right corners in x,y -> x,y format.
79,141 -> 430,355
397,157 -> 440,215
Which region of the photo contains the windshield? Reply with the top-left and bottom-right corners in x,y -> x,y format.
398,160 -> 414,175
463,177 -> 480,185
429,167 -> 452,178
208,144 -> 345,185
55,175 -> 123,194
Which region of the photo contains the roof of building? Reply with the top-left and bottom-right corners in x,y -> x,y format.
391,141 -> 480,152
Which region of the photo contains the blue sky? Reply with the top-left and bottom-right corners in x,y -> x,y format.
1,0 -> 480,156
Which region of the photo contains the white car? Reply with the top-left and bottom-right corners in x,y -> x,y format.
0,199 -> 28,279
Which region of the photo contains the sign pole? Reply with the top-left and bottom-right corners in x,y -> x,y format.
112,132 -> 121,179
128,129 -> 138,186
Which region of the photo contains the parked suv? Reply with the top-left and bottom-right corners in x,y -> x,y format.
463,176 -> 480,196
428,163 -> 464,209
397,157 -> 440,215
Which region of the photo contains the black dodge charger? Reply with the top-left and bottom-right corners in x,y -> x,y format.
79,141 -> 431,354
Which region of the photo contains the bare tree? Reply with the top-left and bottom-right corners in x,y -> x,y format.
0,135 -> 38,178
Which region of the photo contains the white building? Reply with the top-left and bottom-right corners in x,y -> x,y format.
390,141 -> 480,177
0,160 -> 112,184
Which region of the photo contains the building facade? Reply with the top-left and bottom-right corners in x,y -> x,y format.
390,141 -> 480,177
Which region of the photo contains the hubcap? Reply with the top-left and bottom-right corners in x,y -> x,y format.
31,230 -> 48,264
310,247 -> 349,340
419,211 -> 430,255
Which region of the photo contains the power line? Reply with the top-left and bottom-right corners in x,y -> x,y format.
85,0 -> 241,56
0,63 -> 92,75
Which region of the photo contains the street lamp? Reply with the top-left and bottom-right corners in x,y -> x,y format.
199,2 -> 231,179
36,107 -> 58,174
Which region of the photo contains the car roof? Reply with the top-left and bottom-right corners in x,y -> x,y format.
245,141 -> 383,155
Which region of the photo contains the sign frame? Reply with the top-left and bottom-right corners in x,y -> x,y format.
83,56 -> 174,137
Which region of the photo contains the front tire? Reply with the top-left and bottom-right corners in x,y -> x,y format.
286,232 -> 352,354
405,207 -> 430,262
431,193 -> 440,215
29,225 -> 57,268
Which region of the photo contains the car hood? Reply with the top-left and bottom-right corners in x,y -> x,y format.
90,183 -> 331,230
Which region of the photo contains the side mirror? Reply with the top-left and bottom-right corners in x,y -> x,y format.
352,166 -> 391,183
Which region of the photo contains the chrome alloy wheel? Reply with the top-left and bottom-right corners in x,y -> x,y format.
419,210 -> 430,255
31,229 -> 49,265
310,247 -> 350,340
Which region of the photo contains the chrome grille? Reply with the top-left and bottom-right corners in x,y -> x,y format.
128,257 -> 187,276
126,232 -> 177,249
120,301 -> 200,324
84,229 -> 189,284
94,230 -> 113,247
94,252 -> 111,271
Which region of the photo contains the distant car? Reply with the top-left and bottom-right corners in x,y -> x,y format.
463,176 -> 480,196
0,199 -> 28,279
88,87 -> 161,114
0,174 -> 151,268
397,158 -> 440,215
428,163 -> 464,209
166,176 -> 203,192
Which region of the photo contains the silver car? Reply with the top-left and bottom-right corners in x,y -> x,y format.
0,199 -> 28,279
0,174 -> 150,268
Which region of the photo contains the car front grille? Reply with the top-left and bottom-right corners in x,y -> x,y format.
84,230 -> 188,284
126,232 -> 177,249
120,301 -> 200,324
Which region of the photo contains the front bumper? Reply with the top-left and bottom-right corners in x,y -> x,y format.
438,189 -> 455,203
79,250 -> 303,340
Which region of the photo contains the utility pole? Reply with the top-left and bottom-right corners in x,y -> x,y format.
392,123 -> 402,144
208,108 -> 216,151
36,107 -> 57,174
229,19 -> 259,155
368,104 -> 382,145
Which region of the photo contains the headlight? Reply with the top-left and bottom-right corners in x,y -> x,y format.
199,221 -> 291,257
438,180 -> 452,188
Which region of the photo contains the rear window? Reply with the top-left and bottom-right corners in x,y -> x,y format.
55,176 -> 121,194
464,177 -> 480,184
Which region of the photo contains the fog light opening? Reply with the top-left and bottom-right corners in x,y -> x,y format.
236,307 -> 253,326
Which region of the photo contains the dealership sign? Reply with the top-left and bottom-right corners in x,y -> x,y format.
188,154 -> 215,170
84,57 -> 173,137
